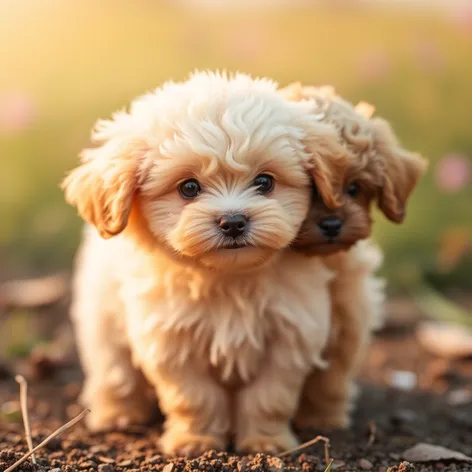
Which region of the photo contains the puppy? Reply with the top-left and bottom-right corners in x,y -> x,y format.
62,72 -> 350,456
280,83 -> 428,429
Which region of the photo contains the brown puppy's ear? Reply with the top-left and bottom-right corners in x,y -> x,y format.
61,117 -> 148,239
372,118 -> 428,223
303,123 -> 350,209
354,101 -> 376,119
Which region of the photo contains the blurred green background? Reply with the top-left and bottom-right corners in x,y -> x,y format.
0,0 -> 471,294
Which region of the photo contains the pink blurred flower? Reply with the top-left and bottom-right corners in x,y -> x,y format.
0,92 -> 36,133
452,5 -> 472,33
357,49 -> 391,82
411,39 -> 444,74
435,154 -> 471,192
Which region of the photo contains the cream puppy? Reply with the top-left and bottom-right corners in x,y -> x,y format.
62,72 -> 348,456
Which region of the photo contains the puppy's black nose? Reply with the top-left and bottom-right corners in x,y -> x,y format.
318,217 -> 343,238
219,214 -> 247,239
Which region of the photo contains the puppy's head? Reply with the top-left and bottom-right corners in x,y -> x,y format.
283,84 -> 428,255
62,72 -> 345,271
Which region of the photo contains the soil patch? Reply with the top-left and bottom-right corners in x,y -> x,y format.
2,313 -> 472,471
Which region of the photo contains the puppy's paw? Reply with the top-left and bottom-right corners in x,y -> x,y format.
85,393 -> 156,432
294,411 -> 350,431
159,431 -> 225,457
236,430 -> 299,455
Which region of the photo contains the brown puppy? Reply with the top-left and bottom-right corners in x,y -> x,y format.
280,83 -> 428,429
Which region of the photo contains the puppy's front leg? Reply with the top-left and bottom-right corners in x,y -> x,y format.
72,280 -> 156,431
295,271 -> 381,430
235,339 -> 309,454
139,348 -> 231,457
294,310 -> 363,431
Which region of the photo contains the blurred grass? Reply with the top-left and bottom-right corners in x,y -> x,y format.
0,0 -> 471,289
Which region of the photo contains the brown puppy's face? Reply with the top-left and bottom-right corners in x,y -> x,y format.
281,82 -> 428,257
293,116 -> 428,256
294,175 -> 374,255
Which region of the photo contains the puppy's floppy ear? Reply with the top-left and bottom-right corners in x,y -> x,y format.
303,123 -> 350,209
62,115 -> 148,239
372,118 -> 428,223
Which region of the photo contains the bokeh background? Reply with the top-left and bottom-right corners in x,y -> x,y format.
1,0 -> 471,357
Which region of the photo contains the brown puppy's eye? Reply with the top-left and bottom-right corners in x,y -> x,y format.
178,179 -> 201,199
345,182 -> 360,198
253,174 -> 274,194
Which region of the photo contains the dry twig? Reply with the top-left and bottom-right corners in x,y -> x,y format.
278,435 -> 331,465
4,408 -> 90,472
323,459 -> 334,472
366,420 -> 377,448
15,375 -> 36,464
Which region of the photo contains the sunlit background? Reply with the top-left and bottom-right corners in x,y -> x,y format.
0,0 -> 471,356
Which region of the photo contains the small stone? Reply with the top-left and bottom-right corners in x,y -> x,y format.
117,460 -> 133,467
98,456 -> 115,464
50,469 -> 62,472
1,400 -> 20,414
447,389 -> 472,406
403,442 -> 472,463
163,464 -> 174,472
417,322 -> 472,359
331,460 -> 346,470
1,401 -> 21,422
79,460 -> 97,469
90,445 -> 107,454
358,458 -> 373,470
98,465 -> 115,472
390,371 -> 417,391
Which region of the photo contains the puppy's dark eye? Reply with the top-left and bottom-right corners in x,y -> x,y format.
253,174 -> 274,194
178,179 -> 201,199
345,182 -> 360,198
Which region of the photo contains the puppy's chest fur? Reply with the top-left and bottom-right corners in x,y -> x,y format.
115,243 -> 332,386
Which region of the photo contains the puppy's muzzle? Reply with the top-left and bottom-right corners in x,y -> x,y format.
318,217 -> 343,239
218,214 -> 248,239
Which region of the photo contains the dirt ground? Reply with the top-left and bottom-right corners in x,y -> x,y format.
2,301 -> 472,472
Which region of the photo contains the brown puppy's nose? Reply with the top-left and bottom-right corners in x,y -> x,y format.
318,217 -> 343,238
219,214 -> 247,239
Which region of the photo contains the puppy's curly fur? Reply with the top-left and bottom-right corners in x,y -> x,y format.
62,72 -> 350,456
280,82 -> 427,430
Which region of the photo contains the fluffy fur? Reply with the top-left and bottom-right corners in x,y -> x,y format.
279,82 -> 427,430
62,72 -> 350,456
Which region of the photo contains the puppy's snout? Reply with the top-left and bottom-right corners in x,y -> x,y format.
318,217 -> 343,238
218,214 -> 247,239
